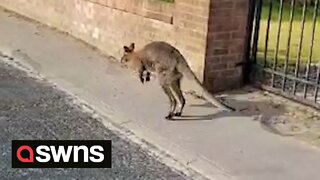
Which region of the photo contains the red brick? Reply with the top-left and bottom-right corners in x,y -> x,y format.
229,44 -> 245,54
221,68 -> 241,77
210,9 -> 233,18
205,56 -> 221,63
231,31 -> 246,39
144,0 -> 174,13
214,48 -> 229,55
235,1 -> 249,10
211,1 -> 234,10
177,27 -> 207,40
208,32 -> 231,40
176,3 -> 209,17
208,40 -> 233,49
206,71 -> 222,78
144,10 -> 173,24
176,12 -> 208,24
220,54 -> 240,62
176,0 -> 209,9
209,63 -> 228,71
210,21 -> 239,32
184,44 -> 203,54
177,19 -> 207,32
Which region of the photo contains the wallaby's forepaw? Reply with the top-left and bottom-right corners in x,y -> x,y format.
140,75 -> 151,84
140,77 -> 145,84
146,72 -> 151,82
146,76 -> 150,82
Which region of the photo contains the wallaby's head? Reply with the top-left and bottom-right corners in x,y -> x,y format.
121,43 -> 138,68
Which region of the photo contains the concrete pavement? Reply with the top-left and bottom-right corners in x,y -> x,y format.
1,8 -> 320,180
0,59 -> 188,180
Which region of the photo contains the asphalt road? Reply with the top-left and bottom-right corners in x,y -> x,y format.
0,60 -> 187,180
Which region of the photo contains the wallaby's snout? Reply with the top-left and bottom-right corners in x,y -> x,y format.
120,55 -> 127,64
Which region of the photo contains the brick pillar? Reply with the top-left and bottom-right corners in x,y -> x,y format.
173,0 -> 211,81
204,0 -> 250,93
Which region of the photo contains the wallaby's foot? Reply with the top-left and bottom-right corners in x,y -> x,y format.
165,112 -> 182,120
165,113 -> 174,120
221,106 -> 236,112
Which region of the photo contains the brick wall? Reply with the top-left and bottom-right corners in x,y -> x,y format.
204,0 -> 250,92
0,0 -> 250,93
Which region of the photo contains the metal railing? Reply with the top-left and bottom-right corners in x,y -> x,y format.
249,0 -> 320,109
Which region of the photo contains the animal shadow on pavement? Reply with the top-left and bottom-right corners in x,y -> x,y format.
170,113 -> 222,121
174,94 -> 288,135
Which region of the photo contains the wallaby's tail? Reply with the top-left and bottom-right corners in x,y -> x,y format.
176,53 -> 235,112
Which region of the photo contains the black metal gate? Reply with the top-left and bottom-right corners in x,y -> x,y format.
248,0 -> 320,109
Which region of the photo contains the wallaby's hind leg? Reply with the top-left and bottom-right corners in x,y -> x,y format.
161,85 -> 176,120
170,78 -> 185,117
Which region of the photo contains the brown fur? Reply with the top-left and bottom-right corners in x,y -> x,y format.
121,41 -> 235,120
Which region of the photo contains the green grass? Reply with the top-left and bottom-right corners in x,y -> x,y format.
261,1 -> 318,21
257,1 -> 320,66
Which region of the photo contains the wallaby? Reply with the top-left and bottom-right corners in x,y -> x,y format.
121,41 -> 235,120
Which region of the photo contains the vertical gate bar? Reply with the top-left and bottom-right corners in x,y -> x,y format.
264,0 -> 273,67
243,0 -> 257,83
293,0 -> 307,95
315,60 -> 320,102
271,0 -> 284,87
303,0 -> 319,99
251,0 -> 263,65
282,0 -> 296,91
250,3 -> 257,60
314,1 -> 320,102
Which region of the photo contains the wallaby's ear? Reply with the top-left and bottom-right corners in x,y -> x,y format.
123,43 -> 135,53
123,46 -> 132,53
129,43 -> 135,51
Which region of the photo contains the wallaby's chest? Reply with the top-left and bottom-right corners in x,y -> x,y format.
142,58 -> 156,72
